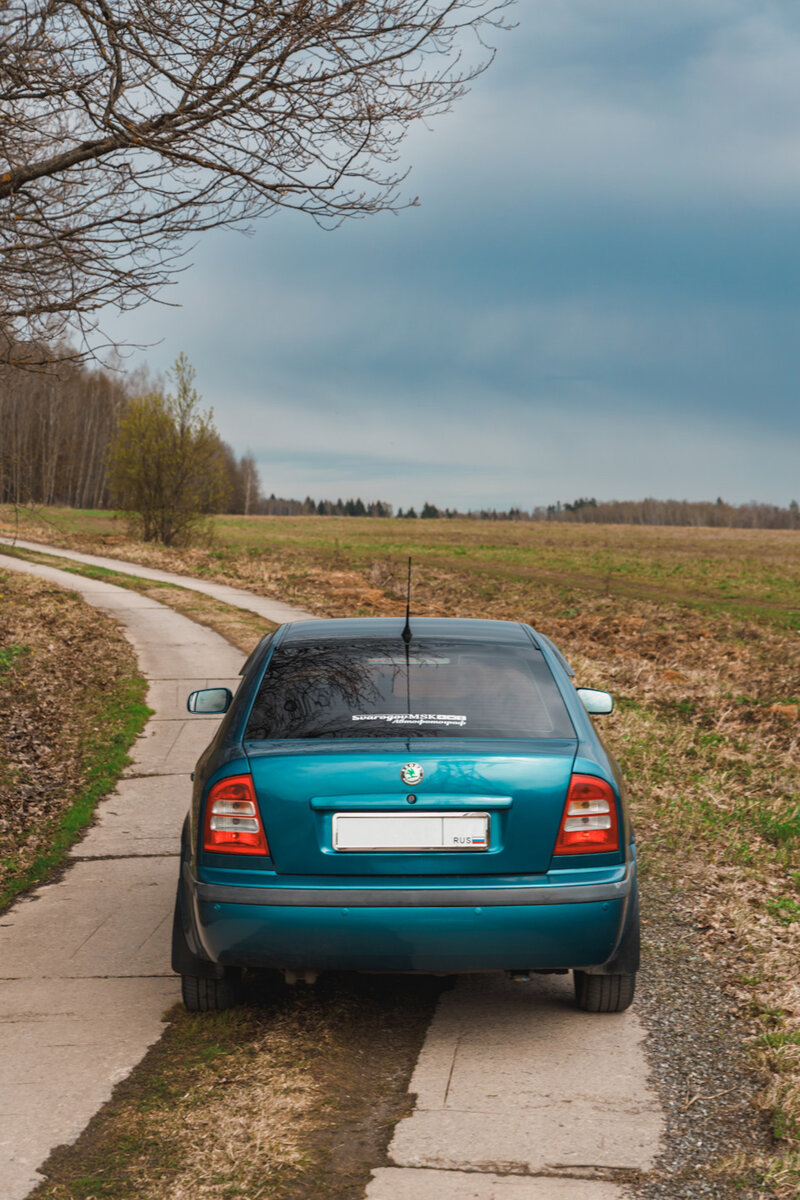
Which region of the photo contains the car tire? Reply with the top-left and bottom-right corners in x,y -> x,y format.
181,969 -> 241,1012
573,970 -> 636,1013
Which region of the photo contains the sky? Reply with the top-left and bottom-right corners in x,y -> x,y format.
108,1 -> 800,512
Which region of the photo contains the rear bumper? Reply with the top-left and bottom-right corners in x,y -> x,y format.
187,863 -> 636,973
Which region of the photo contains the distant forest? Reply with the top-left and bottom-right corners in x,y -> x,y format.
1,355 -> 797,529
263,495 -> 800,529
0,352 -> 258,514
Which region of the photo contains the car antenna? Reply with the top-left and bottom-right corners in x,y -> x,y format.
401,556 -> 413,725
401,556 -> 412,645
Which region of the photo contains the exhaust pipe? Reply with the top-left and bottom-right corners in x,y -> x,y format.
284,968 -> 319,986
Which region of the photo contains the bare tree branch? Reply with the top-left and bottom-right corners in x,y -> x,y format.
0,0 -> 512,360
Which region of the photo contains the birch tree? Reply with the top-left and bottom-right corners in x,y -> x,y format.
106,354 -> 230,544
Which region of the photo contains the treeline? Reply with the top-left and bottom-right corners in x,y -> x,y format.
0,354 -> 261,514
0,352 -> 128,509
255,496 -> 800,529
257,495 -> 393,517
530,497 -> 800,529
404,499 -> 800,528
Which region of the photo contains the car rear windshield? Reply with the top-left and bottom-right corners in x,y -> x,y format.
245,638 -> 575,740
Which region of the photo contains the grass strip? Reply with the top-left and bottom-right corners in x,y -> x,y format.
61,562 -> 173,588
0,542 -> 174,591
32,974 -> 441,1200
0,666 -> 150,912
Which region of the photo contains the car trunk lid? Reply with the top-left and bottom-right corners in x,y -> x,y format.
245,738 -> 577,876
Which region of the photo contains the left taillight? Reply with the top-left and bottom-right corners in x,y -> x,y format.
553,773 -> 620,856
202,774 -> 269,856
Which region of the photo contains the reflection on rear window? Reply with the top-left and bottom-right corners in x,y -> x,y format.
245,639 -> 575,740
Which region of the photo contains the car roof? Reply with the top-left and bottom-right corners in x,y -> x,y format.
280,617 -> 535,646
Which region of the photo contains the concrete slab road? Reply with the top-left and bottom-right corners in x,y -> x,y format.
0,556 -> 281,1199
0,536 -> 311,625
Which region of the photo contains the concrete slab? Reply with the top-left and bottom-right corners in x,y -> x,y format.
121,618 -> 244,681
128,714 -> 221,776
365,1169 -> 626,1200
391,1107 -> 650,1173
71,774 -> 191,858
384,973 -> 662,1181
0,976 -> 177,1200
0,856 -> 177,978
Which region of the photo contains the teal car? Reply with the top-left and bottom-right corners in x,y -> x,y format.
172,618 -> 639,1013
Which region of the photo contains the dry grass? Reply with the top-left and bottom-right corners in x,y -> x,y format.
3,506 -> 799,625
122,1014 -> 319,1200
0,570 -> 149,904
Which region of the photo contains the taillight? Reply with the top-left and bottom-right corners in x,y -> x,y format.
554,774 -> 619,855
203,774 -> 269,855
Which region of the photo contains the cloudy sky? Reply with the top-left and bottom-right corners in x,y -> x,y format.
110,1 -> 800,512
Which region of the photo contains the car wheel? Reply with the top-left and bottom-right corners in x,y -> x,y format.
573,970 -> 635,1013
181,969 -> 241,1012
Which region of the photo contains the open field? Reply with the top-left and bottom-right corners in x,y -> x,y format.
3,507 -> 799,627
2,507 -> 799,1197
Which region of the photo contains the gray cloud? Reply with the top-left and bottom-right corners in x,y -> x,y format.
110,1 -> 800,509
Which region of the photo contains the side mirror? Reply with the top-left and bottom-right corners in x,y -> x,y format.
187,687 -> 233,715
576,687 -> 614,715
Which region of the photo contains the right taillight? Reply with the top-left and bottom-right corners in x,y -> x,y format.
553,774 -> 619,855
203,774 -> 269,855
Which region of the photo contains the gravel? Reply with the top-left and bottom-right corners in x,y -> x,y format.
629,877 -> 778,1200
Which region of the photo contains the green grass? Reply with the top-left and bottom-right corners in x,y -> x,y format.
758,1032 -> 800,1050
766,896 -> 800,926
758,806 -> 800,848
60,562 -> 174,589
0,671 -> 151,911
0,644 -> 28,677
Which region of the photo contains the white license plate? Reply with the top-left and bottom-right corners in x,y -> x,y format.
333,812 -> 489,852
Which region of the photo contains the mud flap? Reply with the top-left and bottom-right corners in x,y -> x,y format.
586,882 -> 640,976
171,820 -> 226,980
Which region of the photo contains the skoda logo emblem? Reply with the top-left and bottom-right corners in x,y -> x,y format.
401,762 -> 424,786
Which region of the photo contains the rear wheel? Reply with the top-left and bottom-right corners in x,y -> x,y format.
181,969 -> 241,1012
574,970 -> 635,1013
